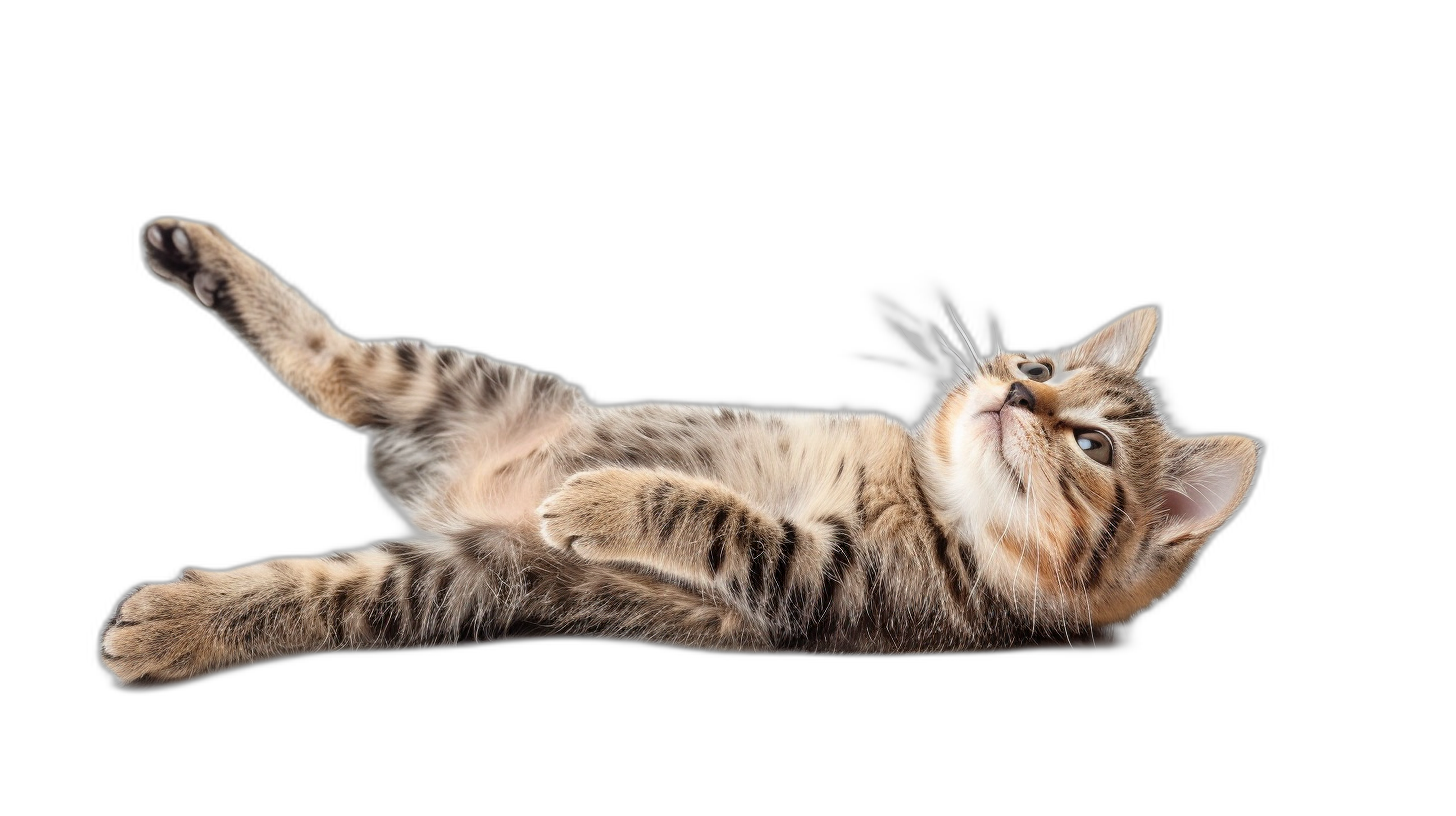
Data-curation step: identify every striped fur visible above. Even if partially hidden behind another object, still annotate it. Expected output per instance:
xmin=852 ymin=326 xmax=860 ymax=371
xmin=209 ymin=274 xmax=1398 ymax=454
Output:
xmin=102 ymin=218 xmax=1259 ymax=682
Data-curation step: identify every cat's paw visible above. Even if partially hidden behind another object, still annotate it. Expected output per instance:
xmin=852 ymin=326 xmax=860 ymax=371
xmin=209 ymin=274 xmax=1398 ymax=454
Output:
xmin=101 ymin=574 xmax=224 ymax=683
xmin=538 ymin=469 xmax=644 ymax=555
xmin=141 ymin=217 xmax=232 ymax=308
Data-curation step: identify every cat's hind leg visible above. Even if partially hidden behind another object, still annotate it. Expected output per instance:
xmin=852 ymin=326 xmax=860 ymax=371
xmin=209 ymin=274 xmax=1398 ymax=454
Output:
xmin=101 ymin=529 xmax=762 ymax=682
xmin=141 ymin=218 xmax=581 ymax=432
xmin=143 ymin=218 xmax=381 ymax=425
xmin=101 ymin=537 xmax=528 ymax=682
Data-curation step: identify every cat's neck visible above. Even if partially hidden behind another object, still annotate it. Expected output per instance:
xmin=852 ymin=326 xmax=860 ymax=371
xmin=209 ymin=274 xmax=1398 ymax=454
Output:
xmin=911 ymin=391 xmax=1081 ymax=631
xmin=911 ymin=386 xmax=978 ymax=542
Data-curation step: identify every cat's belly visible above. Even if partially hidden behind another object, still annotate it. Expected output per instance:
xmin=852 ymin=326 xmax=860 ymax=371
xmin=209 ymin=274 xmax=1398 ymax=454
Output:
xmin=406 ymin=406 xmax=914 ymax=541
xmin=412 ymin=415 xmax=575 ymax=534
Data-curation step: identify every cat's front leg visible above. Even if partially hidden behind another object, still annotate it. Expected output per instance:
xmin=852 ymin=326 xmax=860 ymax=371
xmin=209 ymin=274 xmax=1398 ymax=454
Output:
xmin=539 ymin=469 xmax=764 ymax=584
xmin=539 ymin=469 xmax=839 ymax=612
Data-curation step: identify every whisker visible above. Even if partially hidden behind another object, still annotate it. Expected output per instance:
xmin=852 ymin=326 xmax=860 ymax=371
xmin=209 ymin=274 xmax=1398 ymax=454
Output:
xmin=885 ymin=314 xmax=938 ymax=364
xmin=987 ymin=312 xmax=1006 ymax=356
xmin=930 ymin=324 xmax=976 ymax=379
xmin=856 ymin=353 xmax=918 ymax=370
xmin=940 ymin=296 xmax=986 ymax=370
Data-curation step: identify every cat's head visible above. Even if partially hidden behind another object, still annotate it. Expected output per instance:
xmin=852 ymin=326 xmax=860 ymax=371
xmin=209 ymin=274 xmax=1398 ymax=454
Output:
xmin=920 ymin=307 xmax=1258 ymax=628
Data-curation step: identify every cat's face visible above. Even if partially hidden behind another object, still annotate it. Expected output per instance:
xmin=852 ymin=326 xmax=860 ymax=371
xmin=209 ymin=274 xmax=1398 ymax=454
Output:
xmin=924 ymin=308 xmax=1258 ymax=627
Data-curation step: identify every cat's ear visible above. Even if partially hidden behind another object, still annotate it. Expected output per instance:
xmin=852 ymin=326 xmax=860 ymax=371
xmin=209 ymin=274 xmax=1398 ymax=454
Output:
xmin=1063 ymin=307 xmax=1159 ymax=372
xmin=1153 ymin=435 xmax=1260 ymax=548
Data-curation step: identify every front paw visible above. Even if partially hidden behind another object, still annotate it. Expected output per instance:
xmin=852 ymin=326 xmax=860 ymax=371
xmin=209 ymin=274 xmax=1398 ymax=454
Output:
xmin=538 ymin=469 xmax=643 ymax=554
xmin=101 ymin=575 xmax=223 ymax=683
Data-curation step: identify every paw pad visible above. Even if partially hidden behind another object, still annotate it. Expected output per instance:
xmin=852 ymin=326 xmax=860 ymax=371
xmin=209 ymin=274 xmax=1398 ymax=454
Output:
xmin=142 ymin=219 xmax=223 ymax=307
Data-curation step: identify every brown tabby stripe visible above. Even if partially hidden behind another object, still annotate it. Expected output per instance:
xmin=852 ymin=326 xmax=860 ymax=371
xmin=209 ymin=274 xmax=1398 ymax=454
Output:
xmin=822 ymin=517 xmax=853 ymax=558
xmin=1061 ymin=473 xmax=1095 ymax=569
xmin=437 ymin=354 xmax=472 ymax=403
xmin=811 ymin=518 xmax=856 ymax=621
xmin=913 ymin=479 xmax=972 ymax=611
xmin=307 ymin=571 xmax=333 ymax=646
xmin=209 ymin=281 xmax=262 ymax=348
xmin=773 ymin=521 xmax=799 ymax=595
xmin=407 ymin=412 xmax=450 ymax=445
xmin=935 ymin=527 xmax=973 ymax=613
xmin=428 ymin=565 xmax=457 ymax=622
xmin=402 ymin=558 xmax=430 ymax=630
xmin=772 ymin=522 xmax=854 ymax=645
xmin=647 ymin=483 xmax=681 ymax=538
xmin=1085 ymin=483 xmax=1126 ymax=586
xmin=779 ymin=573 xmax=812 ymax=626
xmin=706 ymin=507 xmax=730 ymax=575
xmin=531 ymin=375 xmax=558 ymax=401
xmin=386 ymin=346 xmax=416 ymax=393
xmin=456 ymin=533 xmax=489 ymax=565
xmin=365 ymin=567 xmax=402 ymax=643
xmin=1058 ymin=472 xmax=1077 ymax=513
xmin=435 ymin=347 xmax=460 ymax=373
xmin=680 ymin=497 xmax=713 ymax=541
xmin=746 ymin=527 xmax=768 ymax=599
xmin=477 ymin=363 xmax=509 ymax=411
xmin=323 ymin=574 xmax=359 ymax=646
xmin=419 ymin=381 xmax=457 ymax=419
xmin=396 ymin=342 xmax=420 ymax=373
xmin=1066 ymin=530 xmax=1090 ymax=578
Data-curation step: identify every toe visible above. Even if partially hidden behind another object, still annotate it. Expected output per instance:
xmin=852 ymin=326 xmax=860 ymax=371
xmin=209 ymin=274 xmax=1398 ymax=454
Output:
xmin=141 ymin=218 xmax=201 ymax=282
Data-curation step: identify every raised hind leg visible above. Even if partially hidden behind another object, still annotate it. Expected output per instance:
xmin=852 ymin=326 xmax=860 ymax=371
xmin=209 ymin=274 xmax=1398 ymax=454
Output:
xmin=141 ymin=217 xmax=581 ymax=432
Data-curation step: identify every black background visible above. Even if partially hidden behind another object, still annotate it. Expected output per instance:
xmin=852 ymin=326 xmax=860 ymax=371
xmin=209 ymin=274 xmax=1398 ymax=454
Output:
xmin=68 ymin=116 xmax=1298 ymax=757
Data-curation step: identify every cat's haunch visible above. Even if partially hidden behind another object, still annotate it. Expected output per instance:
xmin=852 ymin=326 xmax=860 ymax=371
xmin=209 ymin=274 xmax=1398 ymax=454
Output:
xmin=102 ymin=217 xmax=1258 ymax=683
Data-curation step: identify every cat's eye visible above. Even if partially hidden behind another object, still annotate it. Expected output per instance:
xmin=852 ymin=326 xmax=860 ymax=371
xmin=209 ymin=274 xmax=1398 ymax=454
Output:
xmin=1018 ymin=361 xmax=1052 ymax=382
xmin=1075 ymin=429 xmax=1113 ymax=465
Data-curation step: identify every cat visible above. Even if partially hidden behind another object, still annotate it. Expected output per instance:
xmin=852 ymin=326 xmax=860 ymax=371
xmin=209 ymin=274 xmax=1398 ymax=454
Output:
xmin=102 ymin=217 xmax=1259 ymax=683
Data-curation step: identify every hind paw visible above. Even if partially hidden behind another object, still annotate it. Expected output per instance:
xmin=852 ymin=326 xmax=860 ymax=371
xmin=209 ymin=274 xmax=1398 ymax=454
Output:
xmin=141 ymin=218 xmax=228 ymax=307
xmin=101 ymin=576 xmax=223 ymax=683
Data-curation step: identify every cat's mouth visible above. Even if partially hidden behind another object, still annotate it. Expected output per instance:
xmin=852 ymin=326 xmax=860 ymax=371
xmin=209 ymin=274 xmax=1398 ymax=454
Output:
xmin=978 ymin=407 xmax=1037 ymax=486
xmin=975 ymin=410 xmax=1010 ymax=464
xmin=974 ymin=409 xmax=1000 ymax=431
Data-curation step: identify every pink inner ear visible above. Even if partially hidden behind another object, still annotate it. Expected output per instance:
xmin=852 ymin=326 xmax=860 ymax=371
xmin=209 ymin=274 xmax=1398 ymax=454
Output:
xmin=1163 ymin=489 xmax=1206 ymax=524
xmin=1162 ymin=459 xmax=1246 ymax=531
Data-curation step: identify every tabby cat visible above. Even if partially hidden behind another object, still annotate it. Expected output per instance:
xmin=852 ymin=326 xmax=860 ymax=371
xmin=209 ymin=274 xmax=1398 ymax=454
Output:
xmin=102 ymin=218 xmax=1259 ymax=682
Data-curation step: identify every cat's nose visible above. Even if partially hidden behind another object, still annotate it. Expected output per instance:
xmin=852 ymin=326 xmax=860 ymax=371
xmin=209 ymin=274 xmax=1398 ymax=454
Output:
xmin=1004 ymin=382 xmax=1037 ymax=412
